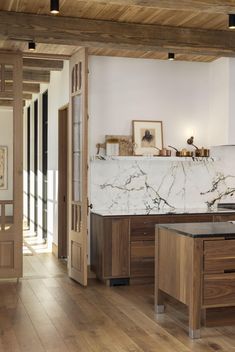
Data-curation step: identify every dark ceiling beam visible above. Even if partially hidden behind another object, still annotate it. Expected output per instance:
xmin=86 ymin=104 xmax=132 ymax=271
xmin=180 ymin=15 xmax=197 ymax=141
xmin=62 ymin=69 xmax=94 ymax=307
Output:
xmin=23 ymin=58 xmax=64 ymax=71
xmin=89 ymin=0 xmax=235 ymax=14
xmin=0 ymin=11 xmax=235 ymax=58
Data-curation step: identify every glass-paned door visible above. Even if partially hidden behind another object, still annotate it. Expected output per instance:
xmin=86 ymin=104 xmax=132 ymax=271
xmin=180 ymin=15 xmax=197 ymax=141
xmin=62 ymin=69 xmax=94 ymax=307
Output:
xmin=68 ymin=48 xmax=88 ymax=286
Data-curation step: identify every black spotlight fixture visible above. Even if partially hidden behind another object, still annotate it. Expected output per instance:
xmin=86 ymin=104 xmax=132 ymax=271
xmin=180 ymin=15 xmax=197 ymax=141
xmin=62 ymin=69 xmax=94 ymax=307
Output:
xmin=229 ymin=14 xmax=235 ymax=29
xmin=28 ymin=41 xmax=36 ymax=51
xmin=50 ymin=0 xmax=59 ymax=14
xmin=168 ymin=52 xmax=175 ymax=61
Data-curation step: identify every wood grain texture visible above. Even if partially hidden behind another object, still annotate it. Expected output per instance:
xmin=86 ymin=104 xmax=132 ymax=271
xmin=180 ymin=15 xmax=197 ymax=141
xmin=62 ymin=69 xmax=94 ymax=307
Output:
xmin=0 ymin=252 xmax=234 ymax=350
xmin=204 ymin=273 xmax=235 ymax=307
xmin=204 ymin=239 xmax=235 ymax=273
xmin=0 ymin=11 xmax=235 ymax=58
xmin=87 ymin=0 xmax=235 ymax=14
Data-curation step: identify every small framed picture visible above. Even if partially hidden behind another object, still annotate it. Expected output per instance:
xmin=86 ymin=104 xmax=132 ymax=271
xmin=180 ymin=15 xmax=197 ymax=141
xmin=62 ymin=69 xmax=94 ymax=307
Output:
xmin=132 ymin=120 xmax=163 ymax=155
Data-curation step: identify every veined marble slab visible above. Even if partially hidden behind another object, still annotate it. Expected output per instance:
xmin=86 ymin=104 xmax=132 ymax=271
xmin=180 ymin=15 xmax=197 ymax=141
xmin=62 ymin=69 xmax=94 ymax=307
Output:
xmin=90 ymin=146 xmax=235 ymax=212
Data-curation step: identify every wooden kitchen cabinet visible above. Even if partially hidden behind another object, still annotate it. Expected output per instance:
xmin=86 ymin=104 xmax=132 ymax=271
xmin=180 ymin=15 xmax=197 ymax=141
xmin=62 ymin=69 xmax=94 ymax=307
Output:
xmin=91 ymin=212 xmax=235 ymax=285
xmin=90 ymin=215 xmax=130 ymax=283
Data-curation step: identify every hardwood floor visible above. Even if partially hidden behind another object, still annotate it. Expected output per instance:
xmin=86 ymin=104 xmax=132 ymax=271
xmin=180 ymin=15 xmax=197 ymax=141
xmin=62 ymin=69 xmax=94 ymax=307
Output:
xmin=0 ymin=253 xmax=235 ymax=351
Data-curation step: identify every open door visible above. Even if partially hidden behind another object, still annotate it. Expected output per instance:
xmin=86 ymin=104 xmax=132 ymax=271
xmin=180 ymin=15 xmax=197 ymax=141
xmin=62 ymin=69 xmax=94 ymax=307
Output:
xmin=68 ymin=48 xmax=88 ymax=285
xmin=0 ymin=53 xmax=23 ymax=278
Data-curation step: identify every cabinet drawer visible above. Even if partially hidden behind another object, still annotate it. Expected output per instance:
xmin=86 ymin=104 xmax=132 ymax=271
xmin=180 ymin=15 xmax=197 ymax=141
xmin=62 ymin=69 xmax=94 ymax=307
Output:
xmin=204 ymin=240 xmax=235 ymax=272
xmin=130 ymin=258 xmax=154 ymax=278
xmin=204 ymin=273 xmax=235 ymax=306
xmin=131 ymin=217 xmax=156 ymax=240
xmin=131 ymin=241 xmax=155 ymax=258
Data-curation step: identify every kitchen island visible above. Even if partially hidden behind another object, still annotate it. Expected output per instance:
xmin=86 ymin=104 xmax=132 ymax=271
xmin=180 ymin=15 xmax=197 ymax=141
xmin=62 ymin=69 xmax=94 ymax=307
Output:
xmin=155 ymin=222 xmax=235 ymax=339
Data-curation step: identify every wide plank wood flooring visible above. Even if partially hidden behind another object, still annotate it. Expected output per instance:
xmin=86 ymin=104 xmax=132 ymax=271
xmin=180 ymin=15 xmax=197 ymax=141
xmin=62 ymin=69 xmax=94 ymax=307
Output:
xmin=0 ymin=253 xmax=235 ymax=351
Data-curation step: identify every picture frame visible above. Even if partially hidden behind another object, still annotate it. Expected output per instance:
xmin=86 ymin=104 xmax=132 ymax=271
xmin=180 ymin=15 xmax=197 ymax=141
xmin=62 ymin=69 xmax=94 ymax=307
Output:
xmin=0 ymin=146 xmax=7 ymax=189
xmin=132 ymin=120 xmax=163 ymax=155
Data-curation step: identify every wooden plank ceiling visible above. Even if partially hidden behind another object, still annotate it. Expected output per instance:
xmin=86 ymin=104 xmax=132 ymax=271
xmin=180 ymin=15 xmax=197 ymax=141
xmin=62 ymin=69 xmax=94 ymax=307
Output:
xmin=0 ymin=0 xmax=235 ymax=63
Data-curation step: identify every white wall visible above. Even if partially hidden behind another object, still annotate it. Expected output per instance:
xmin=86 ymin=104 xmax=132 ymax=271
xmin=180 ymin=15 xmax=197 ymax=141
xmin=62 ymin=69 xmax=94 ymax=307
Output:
xmin=209 ymin=58 xmax=229 ymax=146
xmin=47 ymin=62 xmax=69 ymax=245
xmin=89 ymin=56 xmax=211 ymax=155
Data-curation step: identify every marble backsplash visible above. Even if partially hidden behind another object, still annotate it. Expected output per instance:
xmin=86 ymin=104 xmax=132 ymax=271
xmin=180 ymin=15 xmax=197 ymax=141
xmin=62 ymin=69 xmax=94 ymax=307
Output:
xmin=90 ymin=146 xmax=235 ymax=212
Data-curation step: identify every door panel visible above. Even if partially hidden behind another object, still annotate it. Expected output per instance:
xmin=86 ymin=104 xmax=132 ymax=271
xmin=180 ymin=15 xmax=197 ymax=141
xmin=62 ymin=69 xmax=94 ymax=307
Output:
xmin=0 ymin=53 xmax=23 ymax=278
xmin=68 ymin=48 xmax=88 ymax=285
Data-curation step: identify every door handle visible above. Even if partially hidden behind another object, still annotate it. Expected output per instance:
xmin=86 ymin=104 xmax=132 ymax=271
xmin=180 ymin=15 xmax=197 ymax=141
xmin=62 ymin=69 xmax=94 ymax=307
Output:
xmin=88 ymin=203 xmax=93 ymax=210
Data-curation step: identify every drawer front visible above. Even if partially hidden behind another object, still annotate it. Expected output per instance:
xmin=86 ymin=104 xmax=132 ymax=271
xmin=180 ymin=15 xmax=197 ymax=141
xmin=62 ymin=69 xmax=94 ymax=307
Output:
xmin=131 ymin=241 xmax=155 ymax=258
xmin=204 ymin=240 xmax=235 ymax=272
xmin=131 ymin=217 xmax=158 ymax=240
xmin=130 ymin=258 xmax=154 ymax=278
xmin=204 ymin=273 xmax=235 ymax=307
xmin=130 ymin=241 xmax=154 ymax=278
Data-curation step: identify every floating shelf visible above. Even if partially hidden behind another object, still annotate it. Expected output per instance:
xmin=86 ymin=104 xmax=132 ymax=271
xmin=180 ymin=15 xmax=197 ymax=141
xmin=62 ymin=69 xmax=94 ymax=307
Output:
xmin=91 ymin=155 xmax=217 ymax=162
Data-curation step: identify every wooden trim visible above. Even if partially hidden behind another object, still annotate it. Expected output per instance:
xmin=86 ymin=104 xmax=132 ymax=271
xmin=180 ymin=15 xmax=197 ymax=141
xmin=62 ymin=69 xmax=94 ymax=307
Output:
xmin=1 ymin=11 xmax=235 ymax=57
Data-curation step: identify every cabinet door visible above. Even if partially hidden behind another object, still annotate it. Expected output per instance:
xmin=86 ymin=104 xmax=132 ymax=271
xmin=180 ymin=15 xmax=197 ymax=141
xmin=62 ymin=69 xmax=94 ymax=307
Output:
xmin=103 ymin=218 xmax=130 ymax=278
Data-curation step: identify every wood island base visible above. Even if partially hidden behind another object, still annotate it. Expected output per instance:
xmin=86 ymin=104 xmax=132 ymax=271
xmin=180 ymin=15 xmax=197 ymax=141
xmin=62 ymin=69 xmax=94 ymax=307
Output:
xmin=155 ymin=222 xmax=235 ymax=339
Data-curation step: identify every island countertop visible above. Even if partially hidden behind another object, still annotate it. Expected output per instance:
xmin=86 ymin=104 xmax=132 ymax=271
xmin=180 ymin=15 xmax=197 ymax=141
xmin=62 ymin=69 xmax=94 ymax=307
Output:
xmin=158 ymin=221 xmax=235 ymax=238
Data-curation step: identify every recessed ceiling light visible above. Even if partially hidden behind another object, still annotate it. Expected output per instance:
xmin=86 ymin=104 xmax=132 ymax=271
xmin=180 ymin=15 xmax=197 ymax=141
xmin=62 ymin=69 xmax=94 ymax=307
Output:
xmin=50 ymin=0 xmax=59 ymax=14
xmin=28 ymin=41 xmax=36 ymax=51
xmin=168 ymin=52 xmax=175 ymax=61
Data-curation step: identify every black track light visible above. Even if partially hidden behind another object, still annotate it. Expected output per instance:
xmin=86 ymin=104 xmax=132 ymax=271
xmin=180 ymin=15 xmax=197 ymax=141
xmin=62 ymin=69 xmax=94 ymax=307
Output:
xmin=28 ymin=41 xmax=36 ymax=51
xmin=50 ymin=0 xmax=59 ymax=14
xmin=229 ymin=14 xmax=235 ymax=29
xmin=168 ymin=52 xmax=175 ymax=61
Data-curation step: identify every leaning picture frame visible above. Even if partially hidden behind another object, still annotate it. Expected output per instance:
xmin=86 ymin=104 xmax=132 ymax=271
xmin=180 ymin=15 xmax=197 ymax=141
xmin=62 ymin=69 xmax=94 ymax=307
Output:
xmin=0 ymin=146 xmax=7 ymax=189
xmin=132 ymin=120 xmax=163 ymax=155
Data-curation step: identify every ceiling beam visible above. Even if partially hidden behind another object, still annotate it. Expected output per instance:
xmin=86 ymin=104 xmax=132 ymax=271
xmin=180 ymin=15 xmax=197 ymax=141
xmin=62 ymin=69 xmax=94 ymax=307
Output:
xmin=88 ymin=0 xmax=235 ymax=14
xmin=23 ymin=58 xmax=64 ymax=71
xmin=2 ymin=69 xmax=50 ymax=83
xmin=5 ymin=82 xmax=40 ymax=93
xmin=0 ymin=92 xmax=32 ymax=100
xmin=0 ymin=11 xmax=235 ymax=58
xmin=0 ymin=99 xmax=25 ymax=107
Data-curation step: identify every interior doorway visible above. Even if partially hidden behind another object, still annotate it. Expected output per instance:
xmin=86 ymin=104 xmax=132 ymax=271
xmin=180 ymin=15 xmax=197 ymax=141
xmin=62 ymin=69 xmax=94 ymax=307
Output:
xmin=58 ymin=105 xmax=69 ymax=258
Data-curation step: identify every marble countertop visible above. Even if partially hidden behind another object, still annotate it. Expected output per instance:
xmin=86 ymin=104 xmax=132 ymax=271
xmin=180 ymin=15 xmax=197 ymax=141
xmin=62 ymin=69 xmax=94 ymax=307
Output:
xmin=91 ymin=207 xmax=235 ymax=217
xmin=158 ymin=222 xmax=235 ymax=238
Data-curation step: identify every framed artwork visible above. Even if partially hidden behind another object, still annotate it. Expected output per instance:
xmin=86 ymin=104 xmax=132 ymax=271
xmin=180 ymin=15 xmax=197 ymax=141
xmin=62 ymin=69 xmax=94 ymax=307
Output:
xmin=0 ymin=146 xmax=7 ymax=189
xmin=132 ymin=120 xmax=163 ymax=155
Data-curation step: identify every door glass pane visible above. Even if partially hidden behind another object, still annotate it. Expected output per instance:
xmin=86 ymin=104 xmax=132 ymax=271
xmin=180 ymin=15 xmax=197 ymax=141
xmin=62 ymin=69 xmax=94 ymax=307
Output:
xmin=72 ymin=94 xmax=82 ymax=202
xmin=0 ymin=102 xmax=13 ymax=230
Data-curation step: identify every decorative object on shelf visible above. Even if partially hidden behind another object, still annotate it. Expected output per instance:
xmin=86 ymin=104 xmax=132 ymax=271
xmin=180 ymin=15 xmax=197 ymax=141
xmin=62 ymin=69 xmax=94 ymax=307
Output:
xmin=106 ymin=137 xmax=120 ymax=156
xmin=106 ymin=135 xmax=134 ymax=156
xmin=0 ymin=146 xmax=7 ymax=189
xmin=187 ymin=136 xmax=210 ymax=157
xmin=168 ymin=145 xmax=193 ymax=157
xmin=132 ymin=120 xmax=163 ymax=156
xmin=154 ymin=147 xmax=171 ymax=157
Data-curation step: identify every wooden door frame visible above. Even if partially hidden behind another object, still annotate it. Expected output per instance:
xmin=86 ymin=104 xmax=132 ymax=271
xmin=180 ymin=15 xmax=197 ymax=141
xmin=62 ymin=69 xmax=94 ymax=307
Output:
xmin=58 ymin=104 xmax=69 ymax=258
